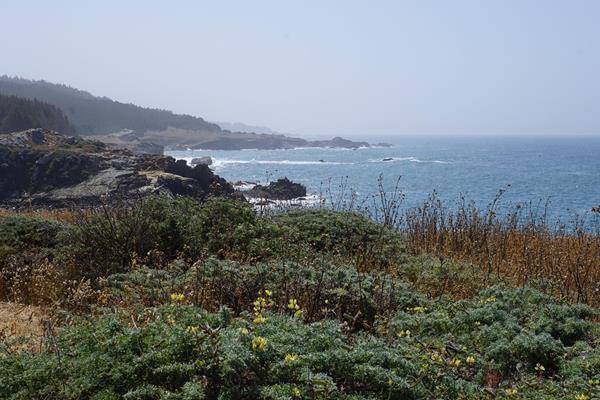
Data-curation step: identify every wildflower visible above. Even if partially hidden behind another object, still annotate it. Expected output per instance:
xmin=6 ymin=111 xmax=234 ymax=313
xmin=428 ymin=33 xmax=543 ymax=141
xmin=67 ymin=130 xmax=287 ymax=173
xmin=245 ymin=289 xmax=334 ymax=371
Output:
xmin=252 ymin=336 xmax=267 ymax=351
xmin=474 ymin=321 xmax=481 ymax=326
xmin=485 ymin=295 xmax=497 ymax=303
xmin=292 ymin=387 xmax=301 ymax=398
xmin=253 ymin=314 xmax=266 ymax=324
xmin=238 ymin=327 xmax=249 ymax=335
xmin=505 ymin=388 xmax=518 ymax=396
xmin=288 ymin=298 xmax=300 ymax=310
xmin=449 ymin=358 xmax=461 ymax=367
xmin=575 ymin=395 xmax=589 ymax=400
xmin=466 ymin=356 xmax=476 ymax=365
xmin=387 ymin=378 xmax=393 ymax=386
xmin=294 ymin=309 xmax=303 ymax=318
xmin=589 ymin=379 xmax=599 ymax=385
xmin=534 ymin=363 xmax=545 ymax=372
xmin=397 ymin=329 xmax=411 ymax=338
xmin=284 ymin=354 xmax=298 ymax=364
xmin=170 ymin=293 xmax=185 ymax=302
xmin=407 ymin=306 xmax=427 ymax=313
xmin=186 ymin=325 xmax=199 ymax=334
xmin=264 ymin=289 xmax=273 ymax=297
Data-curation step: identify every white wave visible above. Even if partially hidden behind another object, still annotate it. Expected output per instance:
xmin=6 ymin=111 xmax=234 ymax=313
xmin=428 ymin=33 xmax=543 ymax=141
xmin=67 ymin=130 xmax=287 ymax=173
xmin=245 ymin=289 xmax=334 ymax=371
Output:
xmin=368 ymin=157 xmax=450 ymax=164
xmin=211 ymin=158 xmax=353 ymax=168
xmin=247 ymin=194 xmax=324 ymax=208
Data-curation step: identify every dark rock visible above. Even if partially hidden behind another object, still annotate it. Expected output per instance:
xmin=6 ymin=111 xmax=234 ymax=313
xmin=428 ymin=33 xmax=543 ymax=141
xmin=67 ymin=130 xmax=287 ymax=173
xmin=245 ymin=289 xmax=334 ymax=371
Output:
xmin=246 ymin=177 xmax=307 ymax=200
xmin=190 ymin=156 xmax=212 ymax=166
xmin=0 ymin=128 xmax=234 ymax=207
xmin=382 ymin=157 xmax=394 ymax=162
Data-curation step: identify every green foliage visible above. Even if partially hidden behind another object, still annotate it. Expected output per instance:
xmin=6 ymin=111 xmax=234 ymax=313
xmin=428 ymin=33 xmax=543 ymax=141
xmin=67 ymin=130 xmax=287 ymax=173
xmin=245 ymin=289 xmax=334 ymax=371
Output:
xmin=0 ymin=94 xmax=75 ymax=134
xmin=273 ymin=209 xmax=406 ymax=268
xmin=0 ymin=215 xmax=66 ymax=250
xmin=184 ymin=198 xmax=289 ymax=261
xmin=63 ymin=196 xmax=199 ymax=278
xmin=386 ymin=287 xmax=598 ymax=375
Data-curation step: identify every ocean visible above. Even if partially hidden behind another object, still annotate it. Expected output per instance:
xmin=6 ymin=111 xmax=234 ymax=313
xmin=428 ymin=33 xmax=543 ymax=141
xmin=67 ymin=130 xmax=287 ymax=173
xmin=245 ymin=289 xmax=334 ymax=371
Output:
xmin=167 ymin=135 xmax=600 ymax=224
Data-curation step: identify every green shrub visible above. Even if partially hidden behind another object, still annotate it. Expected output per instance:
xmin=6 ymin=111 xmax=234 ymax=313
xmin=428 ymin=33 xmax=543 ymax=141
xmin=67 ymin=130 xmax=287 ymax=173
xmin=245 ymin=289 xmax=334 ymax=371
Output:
xmin=0 ymin=215 xmax=66 ymax=250
xmin=183 ymin=198 xmax=290 ymax=261
xmin=273 ymin=209 xmax=406 ymax=269
xmin=0 ymin=306 xmax=482 ymax=399
xmin=62 ymin=196 xmax=199 ymax=278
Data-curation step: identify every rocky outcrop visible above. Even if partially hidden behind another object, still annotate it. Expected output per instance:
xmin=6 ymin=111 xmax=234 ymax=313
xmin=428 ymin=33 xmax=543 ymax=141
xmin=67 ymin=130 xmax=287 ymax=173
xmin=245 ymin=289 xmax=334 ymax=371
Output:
xmin=245 ymin=178 xmax=307 ymax=200
xmin=190 ymin=156 xmax=212 ymax=166
xmin=0 ymin=129 xmax=234 ymax=207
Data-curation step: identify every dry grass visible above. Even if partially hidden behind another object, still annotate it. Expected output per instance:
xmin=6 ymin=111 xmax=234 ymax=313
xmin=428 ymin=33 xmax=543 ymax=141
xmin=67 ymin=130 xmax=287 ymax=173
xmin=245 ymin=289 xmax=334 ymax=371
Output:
xmin=0 ymin=302 xmax=46 ymax=352
xmin=402 ymin=193 xmax=600 ymax=307
xmin=0 ymin=208 xmax=77 ymax=224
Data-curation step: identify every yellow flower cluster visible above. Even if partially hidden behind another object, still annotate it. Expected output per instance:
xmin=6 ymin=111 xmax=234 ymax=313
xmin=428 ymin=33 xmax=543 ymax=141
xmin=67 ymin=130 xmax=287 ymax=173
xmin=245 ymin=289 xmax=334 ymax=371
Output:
xmin=252 ymin=336 xmax=267 ymax=352
xmin=575 ymin=395 xmax=589 ymax=400
xmin=449 ymin=358 xmax=461 ymax=367
xmin=465 ymin=356 xmax=476 ymax=365
xmin=505 ymin=388 xmax=518 ymax=396
xmin=291 ymin=387 xmax=301 ymax=398
xmin=397 ymin=329 xmax=411 ymax=338
xmin=288 ymin=298 xmax=303 ymax=318
xmin=535 ymin=363 xmax=545 ymax=372
xmin=186 ymin=325 xmax=199 ymax=334
xmin=284 ymin=354 xmax=298 ymax=364
xmin=170 ymin=293 xmax=185 ymax=302
xmin=253 ymin=290 xmax=274 ymax=324
xmin=407 ymin=306 xmax=427 ymax=314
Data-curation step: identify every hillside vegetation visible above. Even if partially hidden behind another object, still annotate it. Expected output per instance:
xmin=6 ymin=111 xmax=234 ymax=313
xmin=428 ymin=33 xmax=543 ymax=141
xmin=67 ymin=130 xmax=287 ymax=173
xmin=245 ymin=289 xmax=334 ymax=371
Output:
xmin=0 ymin=76 xmax=221 ymax=135
xmin=0 ymin=197 xmax=597 ymax=399
xmin=0 ymin=94 xmax=75 ymax=135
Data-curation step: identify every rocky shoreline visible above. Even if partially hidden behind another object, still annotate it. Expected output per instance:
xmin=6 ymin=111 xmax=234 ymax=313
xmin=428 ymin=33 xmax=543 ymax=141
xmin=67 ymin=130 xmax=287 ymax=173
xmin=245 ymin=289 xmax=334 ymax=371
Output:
xmin=0 ymin=129 xmax=236 ymax=208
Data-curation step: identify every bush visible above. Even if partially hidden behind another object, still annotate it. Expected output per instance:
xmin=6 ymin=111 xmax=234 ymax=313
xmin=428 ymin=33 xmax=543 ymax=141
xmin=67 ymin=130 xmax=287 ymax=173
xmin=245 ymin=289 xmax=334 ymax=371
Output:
xmin=273 ymin=209 xmax=406 ymax=270
xmin=184 ymin=198 xmax=290 ymax=261
xmin=0 ymin=215 xmax=66 ymax=251
xmin=62 ymin=196 xmax=199 ymax=278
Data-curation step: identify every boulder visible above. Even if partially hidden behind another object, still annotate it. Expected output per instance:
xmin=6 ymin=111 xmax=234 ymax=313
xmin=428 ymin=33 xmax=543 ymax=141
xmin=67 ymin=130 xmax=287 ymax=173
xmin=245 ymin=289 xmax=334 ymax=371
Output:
xmin=245 ymin=177 xmax=307 ymax=200
xmin=190 ymin=156 xmax=213 ymax=166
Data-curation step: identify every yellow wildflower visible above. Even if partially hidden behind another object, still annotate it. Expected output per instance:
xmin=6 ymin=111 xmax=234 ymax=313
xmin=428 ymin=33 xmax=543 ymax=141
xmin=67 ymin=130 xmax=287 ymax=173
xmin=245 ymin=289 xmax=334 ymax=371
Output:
xmin=239 ymin=327 xmax=249 ymax=335
xmin=292 ymin=387 xmax=301 ymax=398
xmin=505 ymin=388 xmax=517 ymax=396
xmin=387 ymin=378 xmax=393 ymax=386
xmin=264 ymin=289 xmax=273 ymax=297
xmin=253 ymin=314 xmax=266 ymax=324
xmin=485 ymin=295 xmax=497 ymax=303
xmin=288 ymin=298 xmax=300 ymax=310
xmin=186 ymin=325 xmax=199 ymax=334
xmin=294 ymin=309 xmax=303 ymax=318
xmin=534 ymin=363 xmax=545 ymax=372
xmin=574 ymin=395 xmax=589 ymax=400
xmin=449 ymin=358 xmax=461 ymax=367
xmin=284 ymin=354 xmax=298 ymax=364
xmin=397 ymin=329 xmax=411 ymax=338
xmin=252 ymin=336 xmax=267 ymax=352
xmin=407 ymin=306 xmax=427 ymax=313
xmin=466 ymin=356 xmax=476 ymax=365
xmin=170 ymin=293 xmax=185 ymax=302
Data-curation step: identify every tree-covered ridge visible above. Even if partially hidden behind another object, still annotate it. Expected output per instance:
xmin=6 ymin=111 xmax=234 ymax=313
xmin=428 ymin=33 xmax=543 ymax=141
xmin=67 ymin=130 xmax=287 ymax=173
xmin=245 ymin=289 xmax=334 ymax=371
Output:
xmin=0 ymin=76 xmax=221 ymax=135
xmin=0 ymin=94 xmax=76 ymax=135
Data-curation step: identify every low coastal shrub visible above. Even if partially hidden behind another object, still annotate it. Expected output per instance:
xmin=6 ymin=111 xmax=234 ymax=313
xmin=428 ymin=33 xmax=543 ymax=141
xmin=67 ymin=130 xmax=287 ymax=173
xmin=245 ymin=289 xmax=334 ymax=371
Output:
xmin=0 ymin=215 xmax=66 ymax=251
xmin=1 ymin=288 xmax=597 ymax=399
xmin=102 ymin=258 xmax=423 ymax=331
xmin=273 ymin=209 xmax=406 ymax=270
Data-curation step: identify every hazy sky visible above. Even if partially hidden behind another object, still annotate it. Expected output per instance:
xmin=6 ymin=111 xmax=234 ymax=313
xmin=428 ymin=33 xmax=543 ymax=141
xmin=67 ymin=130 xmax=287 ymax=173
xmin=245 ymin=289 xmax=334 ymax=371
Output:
xmin=2 ymin=1 xmax=599 ymax=137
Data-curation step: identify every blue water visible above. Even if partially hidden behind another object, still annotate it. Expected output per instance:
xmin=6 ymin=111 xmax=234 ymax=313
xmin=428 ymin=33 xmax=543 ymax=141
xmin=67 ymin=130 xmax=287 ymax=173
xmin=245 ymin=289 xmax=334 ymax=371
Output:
xmin=167 ymin=136 xmax=600 ymax=223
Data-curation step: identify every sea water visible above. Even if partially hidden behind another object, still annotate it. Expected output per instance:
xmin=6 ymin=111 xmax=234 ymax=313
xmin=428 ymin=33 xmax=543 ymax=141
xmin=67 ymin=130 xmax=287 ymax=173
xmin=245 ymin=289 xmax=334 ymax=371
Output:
xmin=167 ymin=135 xmax=600 ymax=223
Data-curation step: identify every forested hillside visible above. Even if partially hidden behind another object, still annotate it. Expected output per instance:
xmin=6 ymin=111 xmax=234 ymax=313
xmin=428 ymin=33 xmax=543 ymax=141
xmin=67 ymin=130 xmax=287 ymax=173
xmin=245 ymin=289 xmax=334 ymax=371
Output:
xmin=0 ymin=94 xmax=75 ymax=134
xmin=0 ymin=76 xmax=221 ymax=135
